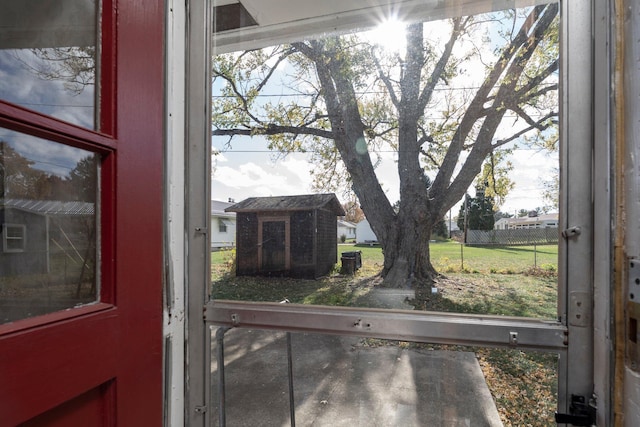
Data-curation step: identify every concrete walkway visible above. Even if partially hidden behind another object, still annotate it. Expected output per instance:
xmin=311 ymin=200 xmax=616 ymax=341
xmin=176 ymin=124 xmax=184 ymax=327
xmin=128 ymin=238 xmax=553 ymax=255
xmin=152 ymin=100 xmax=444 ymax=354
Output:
xmin=211 ymin=328 xmax=503 ymax=426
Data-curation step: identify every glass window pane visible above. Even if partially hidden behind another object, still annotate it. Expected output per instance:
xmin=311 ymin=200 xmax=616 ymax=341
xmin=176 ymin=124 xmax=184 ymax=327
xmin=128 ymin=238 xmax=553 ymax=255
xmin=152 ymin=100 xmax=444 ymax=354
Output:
xmin=210 ymin=2 xmax=560 ymax=319
xmin=211 ymin=329 xmax=559 ymax=426
xmin=0 ymin=128 xmax=98 ymax=324
xmin=0 ymin=0 xmax=98 ymax=129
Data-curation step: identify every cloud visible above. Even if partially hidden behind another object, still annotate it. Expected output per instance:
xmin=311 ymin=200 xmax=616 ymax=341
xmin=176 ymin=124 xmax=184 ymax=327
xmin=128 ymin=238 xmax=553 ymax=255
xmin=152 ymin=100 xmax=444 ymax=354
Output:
xmin=213 ymin=152 xmax=229 ymax=163
xmin=0 ymin=49 xmax=95 ymax=129
xmin=279 ymin=156 xmax=314 ymax=188
xmin=500 ymin=149 xmax=558 ymax=212
xmin=2 ymin=129 xmax=91 ymax=178
xmin=212 ymin=156 xmax=316 ymax=202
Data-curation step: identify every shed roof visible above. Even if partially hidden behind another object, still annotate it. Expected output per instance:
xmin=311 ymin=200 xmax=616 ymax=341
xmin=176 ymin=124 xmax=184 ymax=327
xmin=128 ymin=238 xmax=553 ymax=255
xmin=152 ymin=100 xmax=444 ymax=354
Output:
xmin=1 ymin=198 xmax=94 ymax=216
xmin=226 ymin=193 xmax=345 ymax=216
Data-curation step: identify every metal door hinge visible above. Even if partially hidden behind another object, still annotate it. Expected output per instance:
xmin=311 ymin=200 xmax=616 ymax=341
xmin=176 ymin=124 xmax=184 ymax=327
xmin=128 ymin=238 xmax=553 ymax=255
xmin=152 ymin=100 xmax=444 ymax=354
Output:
xmin=555 ymin=395 xmax=595 ymax=426
xmin=195 ymin=227 xmax=208 ymax=235
xmin=194 ymin=405 xmax=207 ymax=414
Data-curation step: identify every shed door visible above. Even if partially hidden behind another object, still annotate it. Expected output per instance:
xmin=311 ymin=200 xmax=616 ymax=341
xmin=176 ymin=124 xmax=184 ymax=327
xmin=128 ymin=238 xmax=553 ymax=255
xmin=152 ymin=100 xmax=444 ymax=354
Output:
xmin=0 ymin=0 xmax=164 ymax=425
xmin=259 ymin=218 xmax=290 ymax=272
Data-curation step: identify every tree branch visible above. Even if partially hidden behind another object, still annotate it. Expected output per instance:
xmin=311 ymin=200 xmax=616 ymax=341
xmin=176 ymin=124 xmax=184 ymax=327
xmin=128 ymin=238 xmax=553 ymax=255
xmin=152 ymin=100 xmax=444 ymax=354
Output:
xmin=417 ymin=17 xmax=464 ymax=112
xmin=212 ymin=124 xmax=333 ymax=140
xmin=254 ymin=47 xmax=296 ymax=93
xmin=213 ymin=70 xmax=264 ymax=126
xmin=373 ymin=54 xmax=400 ymax=109
xmin=491 ymin=111 xmax=557 ymax=149
xmin=433 ymin=3 xmax=559 ymax=213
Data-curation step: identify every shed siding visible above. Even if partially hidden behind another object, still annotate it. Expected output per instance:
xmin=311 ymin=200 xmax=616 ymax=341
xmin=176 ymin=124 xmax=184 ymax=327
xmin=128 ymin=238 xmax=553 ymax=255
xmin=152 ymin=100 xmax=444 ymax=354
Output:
xmin=315 ymin=209 xmax=337 ymax=277
xmin=291 ymin=210 xmax=314 ymax=269
xmin=235 ymin=212 xmax=259 ymax=275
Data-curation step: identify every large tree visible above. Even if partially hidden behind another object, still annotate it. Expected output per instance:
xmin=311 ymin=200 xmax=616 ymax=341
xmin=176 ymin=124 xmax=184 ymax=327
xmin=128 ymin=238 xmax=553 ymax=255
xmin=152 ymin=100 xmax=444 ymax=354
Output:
xmin=1 ymin=141 xmax=96 ymax=202
xmin=212 ymin=4 xmax=559 ymax=287
xmin=0 ymin=141 xmax=42 ymax=199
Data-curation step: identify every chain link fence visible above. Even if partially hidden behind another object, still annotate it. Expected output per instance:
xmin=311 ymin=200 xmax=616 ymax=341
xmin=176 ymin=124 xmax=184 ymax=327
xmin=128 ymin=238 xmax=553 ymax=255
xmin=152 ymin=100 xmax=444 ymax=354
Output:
xmin=465 ymin=228 xmax=559 ymax=245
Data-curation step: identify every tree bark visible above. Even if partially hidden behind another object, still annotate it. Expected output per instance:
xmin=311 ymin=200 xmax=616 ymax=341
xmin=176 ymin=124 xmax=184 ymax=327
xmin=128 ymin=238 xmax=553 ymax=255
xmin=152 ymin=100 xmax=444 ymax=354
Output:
xmin=381 ymin=209 xmax=439 ymax=288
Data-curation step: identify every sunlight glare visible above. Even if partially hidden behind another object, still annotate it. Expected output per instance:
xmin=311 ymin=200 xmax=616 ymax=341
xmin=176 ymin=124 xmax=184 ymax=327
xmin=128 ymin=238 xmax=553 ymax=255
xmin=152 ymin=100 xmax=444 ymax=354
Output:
xmin=367 ymin=17 xmax=407 ymax=53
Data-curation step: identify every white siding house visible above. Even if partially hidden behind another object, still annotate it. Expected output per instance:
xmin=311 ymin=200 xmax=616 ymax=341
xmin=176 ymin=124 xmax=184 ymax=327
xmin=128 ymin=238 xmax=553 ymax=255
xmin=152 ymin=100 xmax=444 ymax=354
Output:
xmin=494 ymin=213 xmax=558 ymax=230
xmin=355 ymin=219 xmax=378 ymax=244
xmin=337 ymin=220 xmax=357 ymax=241
xmin=211 ymin=200 xmax=236 ymax=250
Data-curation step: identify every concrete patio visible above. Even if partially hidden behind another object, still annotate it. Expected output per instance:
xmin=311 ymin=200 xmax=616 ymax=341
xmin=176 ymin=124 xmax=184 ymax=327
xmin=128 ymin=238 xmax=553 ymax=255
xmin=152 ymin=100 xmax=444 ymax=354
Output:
xmin=210 ymin=328 xmax=503 ymax=426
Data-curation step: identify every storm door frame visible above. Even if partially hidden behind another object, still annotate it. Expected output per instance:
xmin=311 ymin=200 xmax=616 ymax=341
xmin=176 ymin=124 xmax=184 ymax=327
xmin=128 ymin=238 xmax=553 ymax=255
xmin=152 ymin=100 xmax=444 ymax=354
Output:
xmin=183 ymin=1 xmax=596 ymax=425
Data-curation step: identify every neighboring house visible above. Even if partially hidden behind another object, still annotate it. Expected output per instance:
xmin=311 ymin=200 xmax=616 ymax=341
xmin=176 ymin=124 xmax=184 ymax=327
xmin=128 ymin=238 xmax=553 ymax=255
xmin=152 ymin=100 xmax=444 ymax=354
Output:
xmin=0 ymin=199 xmax=95 ymax=277
xmin=494 ymin=213 xmax=559 ymax=230
xmin=337 ymin=219 xmax=356 ymax=241
xmin=211 ymin=199 xmax=237 ymax=250
xmin=226 ymin=193 xmax=345 ymax=278
xmin=355 ymin=219 xmax=378 ymax=244
xmin=448 ymin=219 xmax=460 ymax=233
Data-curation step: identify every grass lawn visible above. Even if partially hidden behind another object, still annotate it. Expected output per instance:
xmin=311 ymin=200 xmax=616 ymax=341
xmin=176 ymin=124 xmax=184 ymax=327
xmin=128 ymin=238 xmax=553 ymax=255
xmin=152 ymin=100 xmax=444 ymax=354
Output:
xmin=212 ymin=242 xmax=558 ymax=318
xmin=212 ymin=241 xmax=557 ymax=278
xmin=341 ymin=241 xmax=557 ymax=274
xmin=211 ymin=242 xmax=558 ymax=316
xmin=210 ymin=241 xmax=560 ymax=426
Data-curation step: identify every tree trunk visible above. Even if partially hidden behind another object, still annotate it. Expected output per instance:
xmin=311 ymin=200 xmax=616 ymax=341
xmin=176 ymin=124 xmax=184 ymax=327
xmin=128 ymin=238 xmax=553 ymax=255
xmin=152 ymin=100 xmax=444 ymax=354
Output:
xmin=299 ymin=34 xmax=443 ymax=289
xmin=379 ymin=213 xmax=440 ymax=289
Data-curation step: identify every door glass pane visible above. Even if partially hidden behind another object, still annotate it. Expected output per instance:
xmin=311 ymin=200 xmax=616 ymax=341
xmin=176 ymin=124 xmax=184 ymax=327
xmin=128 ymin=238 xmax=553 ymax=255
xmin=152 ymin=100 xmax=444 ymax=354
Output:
xmin=0 ymin=127 xmax=98 ymax=324
xmin=211 ymin=328 xmax=559 ymax=426
xmin=210 ymin=2 xmax=560 ymax=319
xmin=0 ymin=0 xmax=98 ymax=129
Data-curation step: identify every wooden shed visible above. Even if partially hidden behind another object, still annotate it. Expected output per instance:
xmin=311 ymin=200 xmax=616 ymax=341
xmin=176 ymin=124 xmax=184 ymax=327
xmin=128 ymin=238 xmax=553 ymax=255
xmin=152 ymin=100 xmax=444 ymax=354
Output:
xmin=225 ymin=193 xmax=345 ymax=278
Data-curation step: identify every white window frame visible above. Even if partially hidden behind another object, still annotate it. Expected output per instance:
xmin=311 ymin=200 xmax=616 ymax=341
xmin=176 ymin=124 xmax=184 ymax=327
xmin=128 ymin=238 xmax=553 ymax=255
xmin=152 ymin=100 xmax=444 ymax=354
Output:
xmin=2 ymin=223 xmax=27 ymax=253
xmin=217 ymin=218 xmax=227 ymax=233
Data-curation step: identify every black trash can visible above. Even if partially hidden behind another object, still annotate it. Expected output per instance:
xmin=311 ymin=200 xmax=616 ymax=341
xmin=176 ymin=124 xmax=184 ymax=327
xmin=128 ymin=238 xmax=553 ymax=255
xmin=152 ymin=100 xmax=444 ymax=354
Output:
xmin=340 ymin=250 xmax=362 ymax=274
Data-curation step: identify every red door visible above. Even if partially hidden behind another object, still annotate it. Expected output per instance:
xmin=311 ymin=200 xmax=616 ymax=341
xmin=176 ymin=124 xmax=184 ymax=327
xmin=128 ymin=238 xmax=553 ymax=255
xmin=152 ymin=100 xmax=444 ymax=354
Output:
xmin=0 ymin=0 xmax=164 ymax=425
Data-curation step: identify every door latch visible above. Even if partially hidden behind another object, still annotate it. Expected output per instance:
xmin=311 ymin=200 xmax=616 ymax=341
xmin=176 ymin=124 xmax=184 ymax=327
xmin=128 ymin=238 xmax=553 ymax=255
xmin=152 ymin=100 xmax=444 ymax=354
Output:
xmin=562 ymin=226 xmax=582 ymax=239
xmin=554 ymin=395 xmax=595 ymax=426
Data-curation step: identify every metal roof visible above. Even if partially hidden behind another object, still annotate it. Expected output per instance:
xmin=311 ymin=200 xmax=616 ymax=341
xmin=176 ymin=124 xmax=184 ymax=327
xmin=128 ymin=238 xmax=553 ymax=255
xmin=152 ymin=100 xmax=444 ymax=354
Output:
xmin=1 ymin=199 xmax=95 ymax=216
xmin=225 ymin=193 xmax=345 ymax=216
xmin=495 ymin=213 xmax=558 ymax=225
xmin=211 ymin=200 xmax=237 ymax=217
